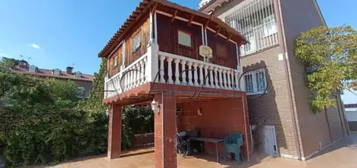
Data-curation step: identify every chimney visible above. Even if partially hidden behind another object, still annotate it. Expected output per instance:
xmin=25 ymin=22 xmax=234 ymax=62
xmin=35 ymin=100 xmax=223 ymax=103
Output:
xmin=18 ymin=60 xmax=29 ymax=70
xmin=66 ymin=66 xmax=73 ymax=74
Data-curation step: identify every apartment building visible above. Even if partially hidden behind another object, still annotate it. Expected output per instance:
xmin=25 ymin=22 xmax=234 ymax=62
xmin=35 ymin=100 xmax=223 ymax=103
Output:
xmin=199 ymin=0 xmax=349 ymax=160
xmin=9 ymin=59 xmax=93 ymax=97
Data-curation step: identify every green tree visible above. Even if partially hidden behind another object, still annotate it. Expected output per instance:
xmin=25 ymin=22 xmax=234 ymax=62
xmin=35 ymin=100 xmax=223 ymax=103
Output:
xmin=0 ymin=72 xmax=87 ymax=167
xmin=0 ymin=57 xmax=17 ymax=71
xmin=78 ymin=58 xmax=108 ymax=154
xmin=296 ymin=26 xmax=357 ymax=112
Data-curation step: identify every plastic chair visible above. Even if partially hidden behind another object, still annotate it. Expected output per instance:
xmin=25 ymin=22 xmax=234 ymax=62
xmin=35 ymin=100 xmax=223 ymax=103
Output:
xmin=224 ymin=133 xmax=243 ymax=163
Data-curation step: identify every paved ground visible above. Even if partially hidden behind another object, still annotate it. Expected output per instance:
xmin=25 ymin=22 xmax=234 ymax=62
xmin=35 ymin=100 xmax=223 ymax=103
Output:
xmin=49 ymin=134 xmax=357 ymax=168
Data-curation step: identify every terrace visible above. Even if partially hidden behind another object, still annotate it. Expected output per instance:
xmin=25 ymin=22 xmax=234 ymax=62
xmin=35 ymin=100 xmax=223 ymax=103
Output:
xmin=99 ymin=0 xmax=252 ymax=168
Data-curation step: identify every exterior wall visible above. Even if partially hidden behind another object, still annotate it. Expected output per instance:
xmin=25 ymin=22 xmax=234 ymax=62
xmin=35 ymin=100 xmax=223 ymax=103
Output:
xmin=177 ymin=98 xmax=252 ymax=158
xmin=212 ymin=0 xmax=300 ymax=157
xmin=156 ymin=13 xmax=238 ymax=69
xmin=346 ymin=109 xmax=357 ymax=122
xmin=73 ymin=80 xmax=93 ymax=97
xmin=241 ymin=46 xmax=299 ymax=157
xmin=107 ymin=15 xmax=150 ymax=77
xmin=279 ymin=0 xmax=346 ymax=158
xmin=345 ymin=109 xmax=357 ymax=131
xmin=207 ymin=0 xmax=347 ymax=159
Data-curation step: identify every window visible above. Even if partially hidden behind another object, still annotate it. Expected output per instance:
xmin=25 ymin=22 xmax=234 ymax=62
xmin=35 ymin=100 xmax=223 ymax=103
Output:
xmin=178 ymin=30 xmax=192 ymax=47
xmin=240 ymin=31 xmax=256 ymax=55
xmin=132 ymin=32 xmax=141 ymax=52
xmin=263 ymin=15 xmax=277 ymax=37
xmin=244 ymin=74 xmax=254 ymax=93
xmin=256 ymin=71 xmax=266 ymax=92
xmin=244 ymin=69 xmax=267 ymax=95
xmin=225 ymin=0 xmax=278 ymax=56
xmin=113 ymin=56 xmax=118 ymax=67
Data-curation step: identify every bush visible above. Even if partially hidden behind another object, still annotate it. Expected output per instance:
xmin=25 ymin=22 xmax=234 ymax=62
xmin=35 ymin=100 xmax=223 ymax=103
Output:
xmin=0 ymin=58 xmax=154 ymax=167
xmin=122 ymin=105 xmax=154 ymax=149
xmin=0 ymin=72 xmax=106 ymax=167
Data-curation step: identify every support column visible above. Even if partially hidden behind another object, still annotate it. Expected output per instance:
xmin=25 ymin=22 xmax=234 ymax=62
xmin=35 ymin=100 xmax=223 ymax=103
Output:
xmin=154 ymin=92 xmax=177 ymax=168
xmin=107 ymin=104 xmax=122 ymax=159
xmin=241 ymin=95 xmax=252 ymax=161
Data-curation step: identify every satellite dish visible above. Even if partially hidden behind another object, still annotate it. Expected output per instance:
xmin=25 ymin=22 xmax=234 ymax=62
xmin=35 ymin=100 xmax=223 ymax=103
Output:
xmin=199 ymin=45 xmax=213 ymax=62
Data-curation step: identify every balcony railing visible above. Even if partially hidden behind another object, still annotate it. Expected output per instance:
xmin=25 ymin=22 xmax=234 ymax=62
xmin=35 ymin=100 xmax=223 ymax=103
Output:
xmin=225 ymin=0 xmax=279 ymax=56
xmin=104 ymin=44 xmax=242 ymax=99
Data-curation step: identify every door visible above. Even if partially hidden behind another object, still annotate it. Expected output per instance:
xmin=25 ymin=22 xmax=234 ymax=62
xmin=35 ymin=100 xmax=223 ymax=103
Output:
xmin=262 ymin=125 xmax=279 ymax=157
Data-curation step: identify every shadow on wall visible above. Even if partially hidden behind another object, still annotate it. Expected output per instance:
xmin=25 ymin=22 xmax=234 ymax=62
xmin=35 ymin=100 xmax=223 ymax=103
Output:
xmin=243 ymin=60 xmax=288 ymax=155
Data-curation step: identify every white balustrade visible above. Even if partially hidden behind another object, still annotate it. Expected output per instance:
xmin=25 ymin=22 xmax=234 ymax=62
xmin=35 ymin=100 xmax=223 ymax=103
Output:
xmin=181 ymin=60 xmax=187 ymax=85
xmin=157 ymin=51 xmax=242 ymax=91
xmin=104 ymin=54 xmax=148 ymax=99
xmin=104 ymin=49 xmax=242 ymax=99
xmin=167 ymin=57 xmax=173 ymax=84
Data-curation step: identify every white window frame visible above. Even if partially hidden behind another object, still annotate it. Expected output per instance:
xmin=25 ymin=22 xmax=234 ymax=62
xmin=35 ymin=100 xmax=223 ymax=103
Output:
xmin=244 ymin=69 xmax=267 ymax=95
xmin=263 ymin=15 xmax=277 ymax=37
xmin=132 ymin=32 xmax=141 ymax=52
xmin=178 ymin=30 xmax=192 ymax=47
xmin=240 ymin=31 xmax=256 ymax=56
xmin=244 ymin=73 xmax=254 ymax=93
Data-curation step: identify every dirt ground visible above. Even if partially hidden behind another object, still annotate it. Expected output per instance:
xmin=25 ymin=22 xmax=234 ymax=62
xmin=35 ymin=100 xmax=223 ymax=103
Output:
xmin=48 ymin=134 xmax=357 ymax=168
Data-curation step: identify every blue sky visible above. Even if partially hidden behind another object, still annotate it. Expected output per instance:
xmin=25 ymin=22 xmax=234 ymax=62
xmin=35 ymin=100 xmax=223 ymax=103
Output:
xmin=0 ymin=0 xmax=355 ymax=104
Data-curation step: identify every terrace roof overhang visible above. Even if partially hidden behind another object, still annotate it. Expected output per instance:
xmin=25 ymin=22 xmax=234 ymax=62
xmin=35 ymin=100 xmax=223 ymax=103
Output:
xmin=98 ymin=0 xmax=247 ymax=58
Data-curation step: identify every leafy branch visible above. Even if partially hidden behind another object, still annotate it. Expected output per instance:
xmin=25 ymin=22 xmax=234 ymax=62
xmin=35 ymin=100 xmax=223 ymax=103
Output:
xmin=296 ymin=26 xmax=357 ymax=112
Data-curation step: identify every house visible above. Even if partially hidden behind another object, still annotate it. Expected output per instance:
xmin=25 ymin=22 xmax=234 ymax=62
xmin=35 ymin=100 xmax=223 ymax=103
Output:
xmin=199 ymin=0 xmax=349 ymax=160
xmin=9 ymin=59 xmax=93 ymax=97
xmin=345 ymin=104 xmax=357 ymax=132
xmin=99 ymin=0 xmax=252 ymax=167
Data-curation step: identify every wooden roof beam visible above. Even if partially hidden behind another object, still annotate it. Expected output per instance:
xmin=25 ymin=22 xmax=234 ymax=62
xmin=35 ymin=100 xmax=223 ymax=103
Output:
xmin=171 ymin=10 xmax=178 ymax=22
xmin=188 ymin=15 xmax=195 ymax=26
xmin=215 ymin=25 xmax=221 ymax=36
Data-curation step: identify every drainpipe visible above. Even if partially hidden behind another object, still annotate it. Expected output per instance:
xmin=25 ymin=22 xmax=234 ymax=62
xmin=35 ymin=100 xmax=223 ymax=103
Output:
xmin=275 ymin=0 xmax=303 ymax=159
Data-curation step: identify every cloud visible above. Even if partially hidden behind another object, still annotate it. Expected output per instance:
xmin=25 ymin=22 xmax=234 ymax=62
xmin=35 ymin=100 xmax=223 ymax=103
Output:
xmin=29 ymin=43 xmax=41 ymax=49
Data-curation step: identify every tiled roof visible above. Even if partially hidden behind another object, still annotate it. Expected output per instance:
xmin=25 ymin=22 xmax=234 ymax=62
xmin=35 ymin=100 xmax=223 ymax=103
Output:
xmin=345 ymin=104 xmax=357 ymax=109
xmin=98 ymin=0 xmax=247 ymax=58
xmin=12 ymin=66 xmax=93 ymax=82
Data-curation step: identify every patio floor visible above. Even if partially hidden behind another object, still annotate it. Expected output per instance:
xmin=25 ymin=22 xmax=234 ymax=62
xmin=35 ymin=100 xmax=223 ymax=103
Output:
xmin=51 ymin=134 xmax=357 ymax=168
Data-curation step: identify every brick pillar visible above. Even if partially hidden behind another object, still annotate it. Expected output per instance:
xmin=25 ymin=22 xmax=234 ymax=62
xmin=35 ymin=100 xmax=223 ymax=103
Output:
xmin=107 ymin=104 xmax=122 ymax=159
xmin=154 ymin=93 xmax=177 ymax=168
xmin=241 ymin=95 xmax=252 ymax=161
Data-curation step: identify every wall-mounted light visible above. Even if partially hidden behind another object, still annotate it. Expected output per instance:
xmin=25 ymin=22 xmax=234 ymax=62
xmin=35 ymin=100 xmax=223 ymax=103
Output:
xmin=151 ymin=100 xmax=159 ymax=113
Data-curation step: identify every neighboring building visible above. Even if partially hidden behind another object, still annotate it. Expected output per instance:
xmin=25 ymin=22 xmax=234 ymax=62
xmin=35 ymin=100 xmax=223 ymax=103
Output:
xmin=345 ymin=104 xmax=357 ymax=132
xmin=9 ymin=60 xmax=93 ymax=97
xmin=199 ymin=0 xmax=349 ymax=160
xmin=100 ymin=0 xmax=252 ymax=167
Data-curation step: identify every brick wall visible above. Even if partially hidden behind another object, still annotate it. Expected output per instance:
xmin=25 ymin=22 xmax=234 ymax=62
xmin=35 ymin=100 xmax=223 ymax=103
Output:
xmin=177 ymin=98 xmax=251 ymax=158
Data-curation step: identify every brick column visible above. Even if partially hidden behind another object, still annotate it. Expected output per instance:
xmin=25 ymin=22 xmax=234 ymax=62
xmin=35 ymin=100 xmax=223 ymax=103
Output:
xmin=241 ymin=95 xmax=252 ymax=161
xmin=154 ymin=93 xmax=177 ymax=168
xmin=107 ymin=104 xmax=122 ymax=159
